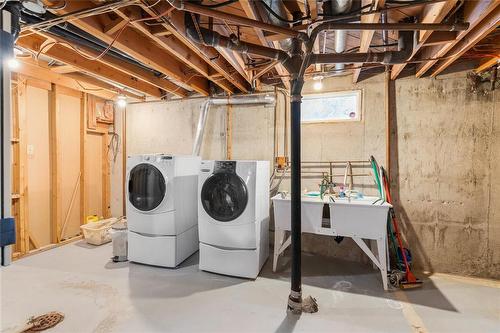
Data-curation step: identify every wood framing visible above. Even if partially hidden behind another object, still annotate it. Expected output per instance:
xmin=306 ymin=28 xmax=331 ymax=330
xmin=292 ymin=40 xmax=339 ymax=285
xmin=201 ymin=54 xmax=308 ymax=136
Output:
xmin=16 ymin=58 xmax=118 ymax=100
xmin=429 ymin=6 xmax=500 ymax=77
xmin=238 ymin=0 xmax=290 ymax=89
xmin=474 ymin=57 xmax=499 ymax=73
xmin=416 ymin=1 xmax=499 ymax=78
xmin=390 ymin=0 xmax=458 ymax=80
xmin=49 ymin=83 xmax=61 ymax=243
xmin=139 ymin=2 xmax=251 ymax=93
xmin=45 ymin=0 xmax=210 ymax=96
xmin=352 ymin=0 xmax=386 ymax=83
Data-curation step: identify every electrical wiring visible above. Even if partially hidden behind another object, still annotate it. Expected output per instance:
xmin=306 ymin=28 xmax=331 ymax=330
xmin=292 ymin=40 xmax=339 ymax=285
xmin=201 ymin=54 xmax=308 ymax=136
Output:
xmin=35 ymin=18 xmax=129 ymax=61
xmin=260 ymin=0 xmax=310 ymax=24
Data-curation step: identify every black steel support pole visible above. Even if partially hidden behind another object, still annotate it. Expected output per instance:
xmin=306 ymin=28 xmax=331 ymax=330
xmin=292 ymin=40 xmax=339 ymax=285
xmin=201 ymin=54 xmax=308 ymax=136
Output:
xmin=288 ymin=78 xmax=304 ymax=313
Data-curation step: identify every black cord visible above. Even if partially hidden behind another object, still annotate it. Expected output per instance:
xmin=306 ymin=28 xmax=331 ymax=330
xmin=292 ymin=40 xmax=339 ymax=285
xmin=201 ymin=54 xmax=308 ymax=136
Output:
xmin=199 ymin=0 xmax=239 ymax=9
xmin=260 ymin=1 xmax=310 ymax=24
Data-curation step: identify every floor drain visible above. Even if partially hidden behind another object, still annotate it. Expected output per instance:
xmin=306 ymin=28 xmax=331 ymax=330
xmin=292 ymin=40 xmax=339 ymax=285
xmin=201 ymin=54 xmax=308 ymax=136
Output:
xmin=21 ymin=312 xmax=64 ymax=332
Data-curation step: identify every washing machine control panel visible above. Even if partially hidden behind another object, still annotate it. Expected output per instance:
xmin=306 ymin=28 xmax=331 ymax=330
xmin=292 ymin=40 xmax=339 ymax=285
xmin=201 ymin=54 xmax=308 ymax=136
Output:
xmin=214 ymin=161 xmax=236 ymax=174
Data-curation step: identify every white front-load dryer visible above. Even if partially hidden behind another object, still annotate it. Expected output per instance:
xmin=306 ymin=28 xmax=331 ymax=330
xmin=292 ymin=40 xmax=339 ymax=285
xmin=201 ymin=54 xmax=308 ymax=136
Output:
xmin=198 ymin=160 xmax=270 ymax=278
xmin=127 ymin=154 xmax=201 ymax=267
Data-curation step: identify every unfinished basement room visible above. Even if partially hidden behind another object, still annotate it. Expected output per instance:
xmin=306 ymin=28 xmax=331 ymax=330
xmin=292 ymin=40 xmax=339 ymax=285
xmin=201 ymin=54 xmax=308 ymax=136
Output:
xmin=0 ymin=0 xmax=499 ymax=332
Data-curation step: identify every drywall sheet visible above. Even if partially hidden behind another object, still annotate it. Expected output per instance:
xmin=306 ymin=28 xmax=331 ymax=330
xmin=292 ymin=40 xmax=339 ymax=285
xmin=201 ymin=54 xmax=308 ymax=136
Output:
xmin=58 ymin=93 xmax=81 ymax=239
xmin=26 ymin=85 xmax=51 ymax=248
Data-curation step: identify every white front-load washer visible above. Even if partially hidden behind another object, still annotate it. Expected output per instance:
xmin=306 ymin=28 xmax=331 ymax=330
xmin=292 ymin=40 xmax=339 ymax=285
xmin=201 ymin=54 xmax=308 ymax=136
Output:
xmin=198 ymin=160 xmax=269 ymax=278
xmin=127 ymin=154 xmax=201 ymax=267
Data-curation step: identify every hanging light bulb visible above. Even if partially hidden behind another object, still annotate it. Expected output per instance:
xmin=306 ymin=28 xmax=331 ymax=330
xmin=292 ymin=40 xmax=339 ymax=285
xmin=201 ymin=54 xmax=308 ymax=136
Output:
xmin=313 ymin=75 xmax=323 ymax=91
xmin=6 ymin=57 xmax=20 ymax=70
xmin=116 ymin=95 xmax=127 ymax=108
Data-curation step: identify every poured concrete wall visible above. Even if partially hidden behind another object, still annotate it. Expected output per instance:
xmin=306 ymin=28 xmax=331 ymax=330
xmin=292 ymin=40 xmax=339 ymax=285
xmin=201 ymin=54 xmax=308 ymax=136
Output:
xmin=125 ymin=70 xmax=499 ymax=278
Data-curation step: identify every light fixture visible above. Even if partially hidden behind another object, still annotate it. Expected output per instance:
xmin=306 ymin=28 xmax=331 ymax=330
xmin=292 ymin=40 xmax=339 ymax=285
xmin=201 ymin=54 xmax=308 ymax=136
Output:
xmin=313 ymin=75 xmax=324 ymax=91
xmin=116 ymin=95 xmax=127 ymax=108
xmin=6 ymin=57 xmax=20 ymax=70
xmin=21 ymin=0 xmax=46 ymax=14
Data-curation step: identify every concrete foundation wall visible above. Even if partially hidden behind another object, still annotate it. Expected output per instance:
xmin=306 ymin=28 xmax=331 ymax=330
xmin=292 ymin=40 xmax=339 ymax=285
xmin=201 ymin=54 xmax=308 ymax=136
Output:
xmin=125 ymin=71 xmax=499 ymax=279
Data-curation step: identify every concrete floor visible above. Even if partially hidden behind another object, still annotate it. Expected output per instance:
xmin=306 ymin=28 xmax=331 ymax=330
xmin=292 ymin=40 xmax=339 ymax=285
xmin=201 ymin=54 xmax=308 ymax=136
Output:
xmin=1 ymin=241 xmax=499 ymax=333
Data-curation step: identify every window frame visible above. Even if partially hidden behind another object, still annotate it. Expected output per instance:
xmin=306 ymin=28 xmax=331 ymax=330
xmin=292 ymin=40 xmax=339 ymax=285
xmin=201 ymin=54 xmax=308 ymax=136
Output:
xmin=300 ymin=89 xmax=363 ymax=124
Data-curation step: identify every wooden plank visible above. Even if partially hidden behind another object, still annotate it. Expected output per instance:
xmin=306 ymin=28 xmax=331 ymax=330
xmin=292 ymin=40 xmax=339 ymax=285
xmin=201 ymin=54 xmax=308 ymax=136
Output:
xmin=47 ymin=1 xmax=210 ymax=96
xmin=80 ymin=94 xmax=87 ymax=225
xmin=50 ymin=64 xmax=78 ymax=74
xmin=15 ymin=58 xmax=118 ymax=100
xmin=474 ymin=57 xmax=499 ymax=73
xmin=65 ymin=73 xmax=144 ymax=101
xmin=423 ymin=31 xmax=458 ymax=46
xmin=307 ymin=0 xmax=318 ymax=20
xmin=38 ymin=31 xmax=188 ymax=98
xmin=139 ymin=2 xmax=251 ymax=92
xmin=17 ymin=76 xmax=29 ymax=253
xmin=226 ymin=104 xmax=233 ymax=160
xmin=430 ymin=7 xmax=500 ymax=77
xmin=352 ymin=0 xmax=386 ymax=83
xmin=391 ymin=0 xmax=458 ymax=80
xmin=49 ymin=84 xmax=61 ymax=243
xmin=416 ymin=0 xmax=499 ymax=77
xmin=17 ymin=36 xmax=165 ymax=98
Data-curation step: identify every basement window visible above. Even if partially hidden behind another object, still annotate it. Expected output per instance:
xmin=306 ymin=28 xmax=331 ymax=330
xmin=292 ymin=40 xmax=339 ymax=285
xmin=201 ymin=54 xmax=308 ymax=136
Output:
xmin=301 ymin=90 xmax=362 ymax=123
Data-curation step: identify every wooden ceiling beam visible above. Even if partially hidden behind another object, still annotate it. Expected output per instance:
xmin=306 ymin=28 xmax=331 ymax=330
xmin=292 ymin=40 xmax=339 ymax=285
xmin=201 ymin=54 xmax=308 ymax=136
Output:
xmin=423 ymin=31 xmax=458 ymax=46
xmin=45 ymin=1 xmax=210 ymax=96
xmin=15 ymin=58 xmax=118 ymax=100
xmin=352 ymin=0 xmax=386 ymax=83
xmin=50 ymin=64 xmax=78 ymax=74
xmin=35 ymin=31 xmax=189 ymax=97
xmin=390 ymin=0 xmax=458 ymax=80
xmin=64 ymin=72 xmax=145 ymax=101
xmin=139 ymin=1 xmax=251 ymax=93
xmin=416 ymin=0 xmax=499 ymax=78
xmin=474 ymin=57 xmax=499 ymax=73
xmin=17 ymin=35 xmax=165 ymax=98
xmin=429 ymin=7 xmax=500 ymax=77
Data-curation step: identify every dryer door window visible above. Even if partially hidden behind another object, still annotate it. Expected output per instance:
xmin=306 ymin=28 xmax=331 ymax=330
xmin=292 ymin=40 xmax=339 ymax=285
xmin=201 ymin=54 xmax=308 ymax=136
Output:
xmin=128 ymin=163 xmax=166 ymax=211
xmin=201 ymin=173 xmax=248 ymax=222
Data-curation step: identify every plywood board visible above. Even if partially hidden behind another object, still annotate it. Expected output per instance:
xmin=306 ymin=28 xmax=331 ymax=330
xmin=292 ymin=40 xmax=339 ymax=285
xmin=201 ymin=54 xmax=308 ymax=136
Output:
xmin=26 ymin=85 xmax=51 ymax=248
xmin=58 ymin=93 xmax=82 ymax=239
xmin=85 ymin=132 xmax=104 ymax=218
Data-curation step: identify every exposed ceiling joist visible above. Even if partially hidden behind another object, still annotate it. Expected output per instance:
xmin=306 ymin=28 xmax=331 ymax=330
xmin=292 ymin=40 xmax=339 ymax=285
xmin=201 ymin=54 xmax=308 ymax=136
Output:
xmin=65 ymin=72 xmax=145 ymax=101
xmin=416 ymin=1 xmax=499 ymax=78
xmin=390 ymin=0 xmax=458 ymax=80
xmin=16 ymin=58 xmax=118 ymax=100
xmin=43 ymin=0 xmax=210 ymax=96
xmin=142 ymin=1 xmax=251 ymax=93
xmin=429 ymin=7 xmax=500 ymax=77
xmin=352 ymin=0 xmax=386 ymax=84
xmin=17 ymin=35 xmax=165 ymax=98
xmin=474 ymin=57 xmax=499 ymax=73
xmin=39 ymin=31 xmax=190 ymax=97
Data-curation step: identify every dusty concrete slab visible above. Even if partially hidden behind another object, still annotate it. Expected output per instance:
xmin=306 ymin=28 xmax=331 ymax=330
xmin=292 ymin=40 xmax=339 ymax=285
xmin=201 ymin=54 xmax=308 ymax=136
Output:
xmin=1 ymin=242 xmax=499 ymax=333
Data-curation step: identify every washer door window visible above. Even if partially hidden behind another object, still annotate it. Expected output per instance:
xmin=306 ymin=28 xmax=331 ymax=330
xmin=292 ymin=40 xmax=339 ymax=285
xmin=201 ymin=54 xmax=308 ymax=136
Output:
xmin=128 ymin=163 xmax=166 ymax=211
xmin=201 ymin=173 xmax=248 ymax=222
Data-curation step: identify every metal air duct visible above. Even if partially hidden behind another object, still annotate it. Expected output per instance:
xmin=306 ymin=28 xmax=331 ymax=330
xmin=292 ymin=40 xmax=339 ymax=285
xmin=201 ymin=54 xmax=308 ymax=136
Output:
xmin=192 ymin=94 xmax=276 ymax=156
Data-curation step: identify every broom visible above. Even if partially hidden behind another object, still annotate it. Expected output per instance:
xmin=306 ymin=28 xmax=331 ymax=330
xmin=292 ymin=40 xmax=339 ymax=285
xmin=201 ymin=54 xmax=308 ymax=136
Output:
xmin=381 ymin=167 xmax=422 ymax=289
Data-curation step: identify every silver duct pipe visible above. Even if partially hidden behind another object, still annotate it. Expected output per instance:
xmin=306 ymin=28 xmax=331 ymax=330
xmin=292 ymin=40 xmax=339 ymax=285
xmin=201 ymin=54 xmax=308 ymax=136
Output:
xmin=192 ymin=94 xmax=276 ymax=156
xmin=256 ymin=0 xmax=293 ymax=52
xmin=332 ymin=0 xmax=352 ymax=71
